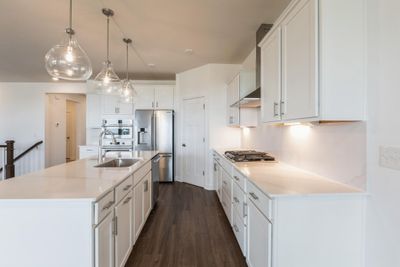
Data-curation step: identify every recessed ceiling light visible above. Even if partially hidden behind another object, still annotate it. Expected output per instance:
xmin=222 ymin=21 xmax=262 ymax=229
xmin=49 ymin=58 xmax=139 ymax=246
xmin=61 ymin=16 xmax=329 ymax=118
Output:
xmin=184 ymin=49 xmax=194 ymax=55
xmin=148 ymin=63 xmax=156 ymax=68
xmin=52 ymin=77 xmax=59 ymax=81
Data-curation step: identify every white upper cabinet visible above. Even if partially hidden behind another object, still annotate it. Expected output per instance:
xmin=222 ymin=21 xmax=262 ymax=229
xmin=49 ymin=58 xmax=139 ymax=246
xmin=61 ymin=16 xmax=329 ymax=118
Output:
xmin=134 ymin=86 xmax=156 ymax=110
xmin=87 ymin=94 xmax=102 ymax=128
xmin=102 ymin=95 xmax=134 ymax=115
xmin=154 ymin=86 xmax=174 ymax=109
xmin=261 ymin=27 xmax=282 ymax=123
xmin=259 ymin=0 xmax=366 ymax=123
xmin=134 ymin=85 xmax=175 ymax=110
xmin=226 ymin=75 xmax=240 ymax=126
xmin=281 ymin=0 xmax=318 ymax=120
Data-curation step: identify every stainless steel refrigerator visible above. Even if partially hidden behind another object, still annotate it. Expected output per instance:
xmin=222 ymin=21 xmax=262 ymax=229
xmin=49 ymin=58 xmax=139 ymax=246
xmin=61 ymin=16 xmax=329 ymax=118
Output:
xmin=134 ymin=110 xmax=174 ymax=182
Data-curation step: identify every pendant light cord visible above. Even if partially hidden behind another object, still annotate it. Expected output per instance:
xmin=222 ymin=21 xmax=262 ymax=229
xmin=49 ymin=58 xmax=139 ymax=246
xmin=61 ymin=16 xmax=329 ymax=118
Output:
xmin=126 ymin=42 xmax=129 ymax=80
xmin=69 ymin=0 xmax=73 ymax=30
xmin=106 ymin=16 xmax=110 ymax=62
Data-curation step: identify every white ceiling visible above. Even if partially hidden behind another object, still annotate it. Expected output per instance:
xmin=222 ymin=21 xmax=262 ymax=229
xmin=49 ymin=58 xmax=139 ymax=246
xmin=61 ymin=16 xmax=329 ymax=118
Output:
xmin=0 ymin=0 xmax=291 ymax=82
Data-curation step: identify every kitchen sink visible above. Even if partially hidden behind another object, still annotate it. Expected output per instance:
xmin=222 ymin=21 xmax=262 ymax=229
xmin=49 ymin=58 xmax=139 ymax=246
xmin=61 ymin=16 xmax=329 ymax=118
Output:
xmin=94 ymin=158 xmax=141 ymax=168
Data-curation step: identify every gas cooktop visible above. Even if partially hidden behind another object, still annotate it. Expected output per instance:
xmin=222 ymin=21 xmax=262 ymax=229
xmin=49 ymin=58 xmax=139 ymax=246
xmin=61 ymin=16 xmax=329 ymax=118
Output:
xmin=224 ymin=150 xmax=275 ymax=162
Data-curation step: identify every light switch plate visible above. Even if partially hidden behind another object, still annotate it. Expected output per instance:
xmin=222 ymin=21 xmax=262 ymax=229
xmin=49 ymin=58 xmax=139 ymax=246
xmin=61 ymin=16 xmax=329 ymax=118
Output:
xmin=379 ymin=146 xmax=400 ymax=171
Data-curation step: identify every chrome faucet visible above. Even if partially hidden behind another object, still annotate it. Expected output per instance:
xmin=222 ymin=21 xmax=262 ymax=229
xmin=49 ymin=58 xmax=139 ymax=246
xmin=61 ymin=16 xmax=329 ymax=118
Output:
xmin=98 ymin=128 xmax=118 ymax=162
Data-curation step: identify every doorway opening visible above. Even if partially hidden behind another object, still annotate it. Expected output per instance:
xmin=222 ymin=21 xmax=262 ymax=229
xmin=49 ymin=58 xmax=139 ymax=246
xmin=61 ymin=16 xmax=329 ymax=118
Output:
xmin=45 ymin=94 xmax=86 ymax=167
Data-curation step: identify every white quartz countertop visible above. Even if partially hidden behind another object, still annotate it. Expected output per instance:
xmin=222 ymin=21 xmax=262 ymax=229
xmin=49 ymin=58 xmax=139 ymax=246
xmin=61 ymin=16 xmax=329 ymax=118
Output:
xmin=0 ymin=151 xmax=158 ymax=201
xmin=214 ymin=150 xmax=363 ymax=197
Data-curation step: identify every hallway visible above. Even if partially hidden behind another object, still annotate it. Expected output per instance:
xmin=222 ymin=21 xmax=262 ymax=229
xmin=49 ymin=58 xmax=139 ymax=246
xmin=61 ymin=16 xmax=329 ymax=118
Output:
xmin=126 ymin=182 xmax=247 ymax=267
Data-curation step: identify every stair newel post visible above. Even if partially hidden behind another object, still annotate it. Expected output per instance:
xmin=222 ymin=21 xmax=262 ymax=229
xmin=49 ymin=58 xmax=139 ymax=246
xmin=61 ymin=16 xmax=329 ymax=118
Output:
xmin=5 ymin=140 xmax=15 ymax=179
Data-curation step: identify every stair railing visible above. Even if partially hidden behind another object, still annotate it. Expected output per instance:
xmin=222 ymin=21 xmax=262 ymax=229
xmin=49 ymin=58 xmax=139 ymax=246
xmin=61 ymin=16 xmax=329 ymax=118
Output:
xmin=0 ymin=140 xmax=43 ymax=179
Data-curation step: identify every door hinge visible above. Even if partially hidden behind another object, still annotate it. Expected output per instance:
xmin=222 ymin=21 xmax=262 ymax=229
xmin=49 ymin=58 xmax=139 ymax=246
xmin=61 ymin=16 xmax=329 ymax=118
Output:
xmin=203 ymin=137 xmax=205 ymax=143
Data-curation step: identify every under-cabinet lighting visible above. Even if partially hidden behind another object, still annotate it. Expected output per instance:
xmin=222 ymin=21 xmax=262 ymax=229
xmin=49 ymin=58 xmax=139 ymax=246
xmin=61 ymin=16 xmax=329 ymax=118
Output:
xmin=289 ymin=124 xmax=311 ymax=139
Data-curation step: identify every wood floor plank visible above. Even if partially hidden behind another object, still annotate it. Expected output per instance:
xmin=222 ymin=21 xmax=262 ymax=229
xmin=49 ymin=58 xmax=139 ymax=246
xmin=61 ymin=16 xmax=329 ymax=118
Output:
xmin=126 ymin=182 xmax=247 ymax=267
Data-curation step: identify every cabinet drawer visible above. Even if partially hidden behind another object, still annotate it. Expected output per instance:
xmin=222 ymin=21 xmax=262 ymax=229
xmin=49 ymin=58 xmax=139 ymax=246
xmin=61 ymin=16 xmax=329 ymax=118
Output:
xmin=115 ymin=175 xmax=133 ymax=204
xmin=221 ymin=169 xmax=232 ymax=199
xmin=94 ymin=190 xmax=115 ymax=225
xmin=247 ymin=181 xmax=272 ymax=221
xmin=133 ymin=161 xmax=151 ymax=186
xmin=232 ymin=168 xmax=246 ymax=192
xmin=221 ymin=191 xmax=232 ymax=225
xmin=232 ymin=181 xmax=247 ymax=222
xmin=232 ymin=208 xmax=246 ymax=256
xmin=219 ymin=157 xmax=233 ymax=175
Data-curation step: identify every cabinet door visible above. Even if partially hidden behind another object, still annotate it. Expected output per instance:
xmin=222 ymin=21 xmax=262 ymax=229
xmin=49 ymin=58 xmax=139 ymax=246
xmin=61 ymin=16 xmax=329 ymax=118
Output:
xmin=117 ymin=101 xmax=134 ymax=115
xmin=247 ymin=200 xmax=272 ymax=267
xmin=154 ymin=86 xmax=174 ymax=109
xmin=133 ymin=182 xmax=144 ymax=241
xmin=143 ymin=172 xmax=152 ymax=219
xmin=228 ymin=75 xmax=240 ymax=126
xmin=261 ymin=27 xmax=282 ymax=123
xmin=102 ymin=95 xmax=120 ymax=115
xmin=281 ymin=0 xmax=318 ymax=120
xmin=87 ymin=94 xmax=102 ymax=128
xmin=115 ymin=193 xmax=133 ymax=267
xmin=94 ymin=212 xmax=114 ymax=267
xmin=134 ymin=86 xmax=155 ymax=109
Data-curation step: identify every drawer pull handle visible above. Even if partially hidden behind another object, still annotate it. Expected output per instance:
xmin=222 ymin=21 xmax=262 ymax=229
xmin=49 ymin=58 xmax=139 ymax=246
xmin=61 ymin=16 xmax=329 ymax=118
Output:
xmin=233 ymin=176 xmax=240 ymax=181
xmin=223 ymin=181 xmax=227 ymax=185
xmin=101 ymin=200 xmax=115 ymax=211
xmin=249 ymin=192 xmax=259 ymax=200
xmin=123 ymin=197 xmax=132 ymax=205
xmin=233 ymin=196 xmax=239 ymax=203
xmin=243 ymin=202 xmax=247 ymax=217
xmin=123 ymin=184 xmax=132 ymax=191
xmin=233 ymin=224 xmax=239 ymax=233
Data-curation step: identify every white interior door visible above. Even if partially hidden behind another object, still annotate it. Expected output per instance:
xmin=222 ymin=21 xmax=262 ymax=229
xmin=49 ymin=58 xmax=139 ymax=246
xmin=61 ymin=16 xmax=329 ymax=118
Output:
xmin=182 ymin=97 xmax=206 ymax=188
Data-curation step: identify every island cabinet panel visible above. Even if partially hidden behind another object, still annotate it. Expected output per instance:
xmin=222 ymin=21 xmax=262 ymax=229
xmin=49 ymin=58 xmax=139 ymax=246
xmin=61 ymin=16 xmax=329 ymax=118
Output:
xmin=133 ymin=179 xmax=144 ymax=241
xmin=115 ymin=192 xmax=133 ymax=267
xmin=143 ymin=172 xmax=152 ymax=219
xmin=95 ymin=212 xmax=114 ymax=267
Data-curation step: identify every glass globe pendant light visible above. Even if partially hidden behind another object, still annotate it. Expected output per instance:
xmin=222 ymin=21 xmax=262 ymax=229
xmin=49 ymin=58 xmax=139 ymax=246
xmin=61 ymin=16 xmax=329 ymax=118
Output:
xmin=119 ymin=38 xmax=137 ymax=103
xmin=45 ymin=0 xmax=92 ymax=81
xmin=95 ymin=8 xmax=120 ymax=93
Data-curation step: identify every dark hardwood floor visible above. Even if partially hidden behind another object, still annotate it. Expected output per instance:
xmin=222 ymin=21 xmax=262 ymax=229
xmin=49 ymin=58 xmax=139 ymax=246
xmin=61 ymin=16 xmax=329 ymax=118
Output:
xmin=126 ymin=182 xmax=247 ymax=267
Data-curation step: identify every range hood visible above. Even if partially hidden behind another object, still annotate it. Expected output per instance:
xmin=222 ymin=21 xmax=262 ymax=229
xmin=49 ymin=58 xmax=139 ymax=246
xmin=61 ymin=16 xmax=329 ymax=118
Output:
xmin=230 ymin=88 xmax=261 ymax=108
xmin=231 ymin=24 xmax=272 ymax=109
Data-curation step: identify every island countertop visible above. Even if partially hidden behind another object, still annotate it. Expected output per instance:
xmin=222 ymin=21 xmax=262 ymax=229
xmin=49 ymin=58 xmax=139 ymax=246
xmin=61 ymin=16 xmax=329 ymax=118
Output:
xmin=0 ymin=150 xmax=158 ymax=200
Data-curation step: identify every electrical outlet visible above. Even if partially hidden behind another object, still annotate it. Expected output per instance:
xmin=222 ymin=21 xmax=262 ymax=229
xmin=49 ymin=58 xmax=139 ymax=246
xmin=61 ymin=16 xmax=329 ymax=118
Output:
xmin=379 ymin=146 xmax=400 ymax=171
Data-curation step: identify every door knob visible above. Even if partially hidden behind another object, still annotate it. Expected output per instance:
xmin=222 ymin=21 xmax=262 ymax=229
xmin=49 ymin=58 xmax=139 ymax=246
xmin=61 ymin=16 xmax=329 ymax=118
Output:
xmin=182 ymin=144 xmax=186 ymax=147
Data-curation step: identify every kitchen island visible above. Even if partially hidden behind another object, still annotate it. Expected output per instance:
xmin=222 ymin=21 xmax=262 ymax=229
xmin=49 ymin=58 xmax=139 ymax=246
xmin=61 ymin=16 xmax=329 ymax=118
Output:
xmin=0 ymin=150 xmax=158 ymax=267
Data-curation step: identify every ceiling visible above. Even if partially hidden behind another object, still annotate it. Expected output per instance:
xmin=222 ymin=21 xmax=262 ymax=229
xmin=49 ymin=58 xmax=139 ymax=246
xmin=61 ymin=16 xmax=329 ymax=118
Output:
xmin=0 ymin=0 xmax=291 ymax=82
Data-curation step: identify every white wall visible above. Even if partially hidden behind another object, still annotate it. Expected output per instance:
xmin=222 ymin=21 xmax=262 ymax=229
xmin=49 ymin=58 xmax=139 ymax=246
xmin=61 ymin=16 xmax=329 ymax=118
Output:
xmin=0 ymin=82 xmax=87 ymax=175
xmin=365 ymin=0 xmax=400 ymax=266
xmin=175 ymin=64 xmax=242 ymax=189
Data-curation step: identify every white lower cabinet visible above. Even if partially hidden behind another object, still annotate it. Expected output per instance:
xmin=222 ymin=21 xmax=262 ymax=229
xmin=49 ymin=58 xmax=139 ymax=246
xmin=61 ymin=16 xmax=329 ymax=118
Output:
xmin=115 ymin=192 xmax=133 ymax=267
xmin=94 ymin=212 xmax=114 ymax=267
xmin=143 ymin=172 xmax=152 ymax=219
xmin=232 ymin=208 xmax=246 ymax=256
xmin=133 ymin=179 xmax=144 ymax=241
xmin=247 ymin=199 xmax=272 ymax=267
